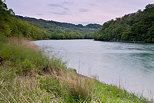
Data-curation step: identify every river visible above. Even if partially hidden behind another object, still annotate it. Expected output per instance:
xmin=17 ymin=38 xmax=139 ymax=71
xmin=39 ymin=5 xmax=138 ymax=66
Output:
xmin=33 ymin=39 xmax=154 ymax=99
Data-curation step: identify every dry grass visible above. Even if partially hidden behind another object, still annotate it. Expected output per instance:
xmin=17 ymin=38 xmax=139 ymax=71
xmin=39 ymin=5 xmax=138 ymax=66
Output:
xmin=9 ymin=37 xmax=39 ymax=51
xmin=53 ymin=69 xmax=95 ymax=100
xmin=0 ymin=76 xmax=58 ymax=103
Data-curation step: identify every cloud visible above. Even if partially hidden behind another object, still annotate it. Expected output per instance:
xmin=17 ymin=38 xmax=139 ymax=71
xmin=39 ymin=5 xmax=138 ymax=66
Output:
xmin=35 ymin=13 xmax=43 ymax=16
xmin=50 ymin=11 xmax=69 ymax=15
xmin=48 ymin=4 xmax=69 ymax=10
xmin=89 ymin=3 xmax=96 ymax=7
xmin=62 ymin=1 xmax=73 ymax=5
xmin=79 ymin=8 xmax=89 ymax=12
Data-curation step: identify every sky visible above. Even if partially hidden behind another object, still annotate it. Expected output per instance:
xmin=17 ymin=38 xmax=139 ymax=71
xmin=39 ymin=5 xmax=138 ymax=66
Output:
xmin=6 ymin=0 xmax=154 ymax=25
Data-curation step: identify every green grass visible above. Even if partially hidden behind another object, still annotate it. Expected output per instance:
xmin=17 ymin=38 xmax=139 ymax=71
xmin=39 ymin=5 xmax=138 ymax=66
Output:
xmin=0 ymin=34 xmax=152 ymax=103
xmin=0 ymin=44 xmax=48 ymax=75
xmin=92 ymin=81 xmax=150 ymax=103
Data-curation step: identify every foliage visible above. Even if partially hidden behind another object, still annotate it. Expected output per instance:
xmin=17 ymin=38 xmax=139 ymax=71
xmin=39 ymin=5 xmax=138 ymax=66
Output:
xmin=0 ymin=0 xmax=101 ymax=40
xmin=15 ymin=16 xmax=100 ymax=39
xmin=15 ymin=15 xmax=101 ymax=32
xmin=94 ymin=4 xmax=154 ymax=43
xmin=0 ymin=0 xmax=50 ymax=39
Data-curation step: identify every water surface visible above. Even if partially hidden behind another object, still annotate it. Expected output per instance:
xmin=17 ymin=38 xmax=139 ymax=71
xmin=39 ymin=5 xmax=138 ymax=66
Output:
xmin=33 ymin=40 xmax=154 ymax=99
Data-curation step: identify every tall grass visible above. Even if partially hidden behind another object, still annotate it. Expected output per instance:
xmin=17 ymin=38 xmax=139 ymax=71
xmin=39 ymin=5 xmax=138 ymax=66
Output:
xmin=0 ymin=35 xmax=151 ymax=103
xmin=0 ymin=44 xmax=48 ymax=75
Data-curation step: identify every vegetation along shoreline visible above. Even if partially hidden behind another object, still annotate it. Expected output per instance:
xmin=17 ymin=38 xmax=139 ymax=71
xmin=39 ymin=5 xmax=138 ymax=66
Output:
xmin=0 ymin=0 xmax=154 ymax=102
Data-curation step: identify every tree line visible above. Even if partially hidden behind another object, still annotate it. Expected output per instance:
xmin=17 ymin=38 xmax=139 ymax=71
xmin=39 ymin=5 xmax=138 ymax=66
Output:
xmin=94 ymin=4 xmax=154 ymax=43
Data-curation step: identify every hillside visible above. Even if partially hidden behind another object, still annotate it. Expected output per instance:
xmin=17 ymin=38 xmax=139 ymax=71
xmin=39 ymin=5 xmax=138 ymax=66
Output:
xmin=15 ymin=16 xmax=101 ymax=39
xmin=0 ymin=0 xmax=50 ymax=39
xmin=15 ymin=15 xmax=101 ymax=31
xmin=94 ymin=4 xmax=154 ymax=43
xmin=0 ymin=0 xmax=101 ymax=40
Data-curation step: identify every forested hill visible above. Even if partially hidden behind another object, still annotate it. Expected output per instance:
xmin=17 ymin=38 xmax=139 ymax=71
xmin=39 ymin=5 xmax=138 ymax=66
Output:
xmin=0 ymin=1 xmax=49 ymax=40
xmin=0 ymin=0 xmax=101 ymax=40
xmin=15 ymin=16 xmax=101 ymax=32
xmin=15 ymin=15 xmax=101 ymax=39
xmin=94 ymin=4 xmax=154 ymax=43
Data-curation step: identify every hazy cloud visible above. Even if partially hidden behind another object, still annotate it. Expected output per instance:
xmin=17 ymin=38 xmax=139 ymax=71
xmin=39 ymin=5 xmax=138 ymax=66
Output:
xmin=35 ymin=13 xmax=44 ymax=16
xmin=79 ymin=8 xmax=89 ymax=12
xmin=50 ymin=11 xmax=69 ymax=15
xmin=89 ymin=3 xmax=96 ymax=7
xmin=48 ymin=3 xmax=69 ymax=10
xmin=62 ymin=1 xmax=73 ymax=5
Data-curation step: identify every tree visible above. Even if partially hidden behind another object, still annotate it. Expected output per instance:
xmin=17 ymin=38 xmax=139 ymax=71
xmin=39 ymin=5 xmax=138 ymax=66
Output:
xmin=95 ymin=4 xmax=154 ymax=43
xmin=145 ymin=4 xmax=154 ymax=9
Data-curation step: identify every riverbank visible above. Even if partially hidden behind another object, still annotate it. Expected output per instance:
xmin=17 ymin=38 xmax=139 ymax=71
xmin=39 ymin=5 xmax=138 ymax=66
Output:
xmin=0 ymin=35 xmax=151 ymax=102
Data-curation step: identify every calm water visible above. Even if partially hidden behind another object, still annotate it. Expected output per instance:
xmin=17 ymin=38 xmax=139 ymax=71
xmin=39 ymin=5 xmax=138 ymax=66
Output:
xmin=33 ymin=39 xmax=154 ymax=99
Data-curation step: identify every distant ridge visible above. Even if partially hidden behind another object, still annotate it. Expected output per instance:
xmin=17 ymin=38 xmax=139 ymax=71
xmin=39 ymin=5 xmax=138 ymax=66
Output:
xmin=15 ymin=15 xmax=101 ymax=32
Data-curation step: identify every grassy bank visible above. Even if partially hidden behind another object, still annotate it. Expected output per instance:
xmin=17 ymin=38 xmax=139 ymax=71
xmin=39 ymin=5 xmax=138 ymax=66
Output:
xmin=0 ymin=35 xmax=151 ymax=103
